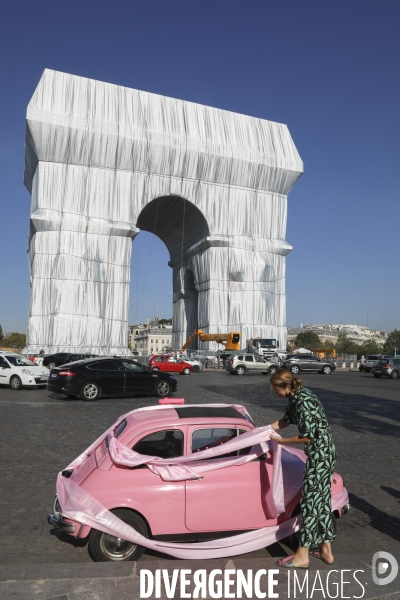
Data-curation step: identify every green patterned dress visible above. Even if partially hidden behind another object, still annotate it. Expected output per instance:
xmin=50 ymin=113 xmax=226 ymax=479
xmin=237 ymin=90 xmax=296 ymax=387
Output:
xmin=282 ymin=386 xmax=336 ymax=547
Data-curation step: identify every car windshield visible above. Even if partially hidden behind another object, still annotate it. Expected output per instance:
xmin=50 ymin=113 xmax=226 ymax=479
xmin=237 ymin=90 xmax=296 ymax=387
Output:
xmin=5 ymin=355 xmax=35 ymax=367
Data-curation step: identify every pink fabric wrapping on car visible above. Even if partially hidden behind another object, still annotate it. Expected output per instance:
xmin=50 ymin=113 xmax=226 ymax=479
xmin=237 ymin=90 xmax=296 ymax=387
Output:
xmin=56 ymin=403 xmax=348 ymax=559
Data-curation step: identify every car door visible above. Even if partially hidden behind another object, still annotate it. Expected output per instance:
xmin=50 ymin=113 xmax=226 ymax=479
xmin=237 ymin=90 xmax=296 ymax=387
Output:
xmin=244 ymin=355 xmax=256 ymax=371
xmin=253 ymin=355 xmax=267 ymax=372
xmin=153 ymin=356 xmax=167 ymax=372
xmin=120 ymin=360 xmax=153 ymax=395
xmin=185 ymin=426 xmax=271 ymax=532
xmin=86 ymin=360 xmax=125 ymax=395
xmin=0 ymin=356 xmax=11 ymax=382
xmin=304 ymin=356 xmax=321 ymax=371
xmin=166 ymin=359 xmax=184 ymax=373
xmin=125 ymin=428 xmax=186 ymax=534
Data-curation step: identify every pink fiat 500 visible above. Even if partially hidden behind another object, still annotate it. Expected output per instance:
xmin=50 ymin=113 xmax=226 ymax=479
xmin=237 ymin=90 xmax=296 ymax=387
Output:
xmin=48 ymin=402 xmax=350 ymax=562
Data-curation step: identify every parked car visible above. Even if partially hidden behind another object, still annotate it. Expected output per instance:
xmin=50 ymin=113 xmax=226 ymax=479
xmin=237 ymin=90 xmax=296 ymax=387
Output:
xmin=47 ymin=357 xmax=177 ymax=400
xmin=282 ymin=354 xmax=336 ymax=375
xmin=0 ymin=352 xmax=50 ymax=389
xmin=148 ymin=355 xmax=193 ymax=375
xmin=225 ymin=353 xmax=279 ymax=375
xmin=372 ymin=358 xmax=400 ymax=379
xmin=361 ymin=354 xmax=392 ymax=373
xmin=176 ymin=355 xmax=203 ymax=371
xmin=43 ymin=352 xmax=98 ymax=369
xmin=48 ymin=402 xmax=349 ymax=562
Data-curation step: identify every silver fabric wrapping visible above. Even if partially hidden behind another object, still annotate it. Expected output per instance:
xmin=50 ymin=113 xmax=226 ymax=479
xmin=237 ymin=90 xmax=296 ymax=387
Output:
xmin=24 ymin=69 xmax=303 ymax=354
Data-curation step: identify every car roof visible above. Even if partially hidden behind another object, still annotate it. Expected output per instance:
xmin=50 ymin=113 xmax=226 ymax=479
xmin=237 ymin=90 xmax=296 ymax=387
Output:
xmin=120 ymin=404 xmax=252 ymax=441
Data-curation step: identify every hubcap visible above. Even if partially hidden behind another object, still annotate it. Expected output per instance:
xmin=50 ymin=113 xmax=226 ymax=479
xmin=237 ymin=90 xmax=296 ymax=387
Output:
xmin=84 ymin=384 xmax=97 ymax=399
xmin=99 ymin=533 xmax=137 ymax=561
xmin=11 ymin=378 xmax=20 ymax=389
xmin=158 ymin=381 xmax=170 ymax=396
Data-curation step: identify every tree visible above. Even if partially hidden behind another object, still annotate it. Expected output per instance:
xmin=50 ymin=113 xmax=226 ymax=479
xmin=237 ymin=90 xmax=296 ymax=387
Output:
xmin=1 ymin=332 xmax=26 ymax=348
xmin=0 ymin=324 xmax=3 ymax=342
xmin=159 ymin=318 xmax=172 ymax=326
xmin=383 ymin=329 xmax=400 ymax=356
xmin=335 ymin=333 xmax=360 ymax=355
xmin=359 ymin=339 xmax=380 ymax=357
xmin=293 ymin=331 xmax=321 ymax=350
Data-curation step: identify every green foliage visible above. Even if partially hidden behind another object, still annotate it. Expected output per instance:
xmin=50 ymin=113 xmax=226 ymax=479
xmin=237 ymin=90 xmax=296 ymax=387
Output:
xmin=1 ymin=332 xmax=26 ymax=348
xmin=359 ymin=339 xmax=380 ymax=357
xmin=158 ymin=318 xmax=172 ymax=325
xmin=294 ymin=331 xmax=321 ymax=350
xmin=0 ymin=324 xmax=3 ymax=342
xmin=335 ymin=333 xmax=359 ymax=355
xmin=383 ymin=329 xmax=400 ymax=357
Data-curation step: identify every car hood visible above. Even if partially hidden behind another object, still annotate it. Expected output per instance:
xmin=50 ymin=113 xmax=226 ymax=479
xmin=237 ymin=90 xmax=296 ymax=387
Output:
xmin=14 ymin=365 xmax=49 ymax=374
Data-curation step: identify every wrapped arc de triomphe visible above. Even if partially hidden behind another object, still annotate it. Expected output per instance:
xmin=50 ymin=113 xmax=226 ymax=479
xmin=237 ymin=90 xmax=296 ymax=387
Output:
xmin=24 ymin=69 xmax=303 ymax=355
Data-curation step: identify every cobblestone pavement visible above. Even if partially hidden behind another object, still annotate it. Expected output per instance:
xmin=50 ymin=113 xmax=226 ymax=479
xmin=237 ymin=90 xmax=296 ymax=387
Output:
xmin=0 ymin=369 xmax=399 ymax=569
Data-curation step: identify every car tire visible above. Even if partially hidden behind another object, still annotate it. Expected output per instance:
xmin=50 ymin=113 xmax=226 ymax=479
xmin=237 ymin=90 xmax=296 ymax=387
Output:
xmin=269 ymin=365 xmax=278 ymax=375
xmin=48 ymin=362 xmax=56 ymax=370
xmin=322 ymin=365 xmax=332 ymax=375
xmin=151 ymin=367 xmax=159 ymax=371
xmin=364 ymin=369 xmax=371 ymax=373
xmin=183 ymin=367 xmax=191 ymax=375
xmin=10 ymin=375 xmax=22 ymax=390
xmin=290 ymin=365 xmax=300 ymax=374
xmin=390 ymin=370 xmax=398 ymax=379
xmin=89 ymin=509 xmax=148 ymax=562
xmin=236 ymin=366 xmax=245 ymax=376
xmin=154 ymin=380 xmax=172 ymax=397
xmin=373 ymin=373 xmax=381 ymax=378
xmin=79 ymin=382 xmax=101 ymax=401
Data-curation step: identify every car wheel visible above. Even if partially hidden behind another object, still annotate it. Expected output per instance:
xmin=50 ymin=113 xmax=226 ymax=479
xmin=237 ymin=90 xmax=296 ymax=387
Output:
xmin=364 ymin=369 xmax=371 ymax=373
xmin=89 ymin=509 xmax=148 ymax=562
xmin=154 ymin=380 xmax=172 ymax=397
xmin=269 ymin=365 xmax=278 ymax=375
xmin=236 ymin=366 xmax=245 ymax=376
xmin=373 ymin=373 xmax=381 ymax=378
xmin=290 ymin=365 xmax=300 ymax=374
xmin=322 ymin=365 xmax=332 ymax=375
xmin=390 ymin=370 xmax=398 ymax=379
xmin=79 ymin=382 xmax=101 ymax=401
xmin=10 ymin=375 xmax=22 ymax=390
xmin=183 ymin=367 xmax=191 ymax=375
xmin=151 ymin=367 xmax=159 ymax=371
xmin=48 ymin=362 xmax=56 ymax=370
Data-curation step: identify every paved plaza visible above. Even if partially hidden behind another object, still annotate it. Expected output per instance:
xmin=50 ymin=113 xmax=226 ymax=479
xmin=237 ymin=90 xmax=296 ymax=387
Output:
xmin=0 ymin=369 xmax=399 ymax=598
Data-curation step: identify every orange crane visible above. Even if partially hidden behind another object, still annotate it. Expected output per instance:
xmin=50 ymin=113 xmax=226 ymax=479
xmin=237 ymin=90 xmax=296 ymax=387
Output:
xmin=180 ymin=329 xmax=241 ymax=352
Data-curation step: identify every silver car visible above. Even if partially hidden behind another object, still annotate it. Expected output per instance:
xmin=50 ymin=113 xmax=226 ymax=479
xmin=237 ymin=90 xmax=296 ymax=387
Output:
xmin=362 ymin=354 xmax=392 ymax=373
xmin=372 ymin=358 xmax=399 ymax=379
xmin=225 ymin=353 xmax=279 ymax=376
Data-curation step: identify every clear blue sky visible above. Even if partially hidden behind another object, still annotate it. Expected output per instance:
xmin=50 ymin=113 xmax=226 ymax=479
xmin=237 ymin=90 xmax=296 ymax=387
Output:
xmin=1 ymin=0 xmax=399 ymax=334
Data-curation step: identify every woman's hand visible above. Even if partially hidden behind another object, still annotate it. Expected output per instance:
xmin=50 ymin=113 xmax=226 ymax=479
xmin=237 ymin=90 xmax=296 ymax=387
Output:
xmin=270 ymin=436 xmax=285 ymax=444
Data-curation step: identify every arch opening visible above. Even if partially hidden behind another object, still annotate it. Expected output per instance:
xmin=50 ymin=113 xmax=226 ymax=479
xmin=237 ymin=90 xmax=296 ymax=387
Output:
xmin=136 ymin=195 xmax=210 ymax=265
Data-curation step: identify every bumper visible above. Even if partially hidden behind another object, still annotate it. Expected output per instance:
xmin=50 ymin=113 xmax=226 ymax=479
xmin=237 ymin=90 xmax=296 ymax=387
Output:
xmin=47 ymin=380 xmax=80 ymax=394
xmin=47 ymin=496 xmax=76 ymax=533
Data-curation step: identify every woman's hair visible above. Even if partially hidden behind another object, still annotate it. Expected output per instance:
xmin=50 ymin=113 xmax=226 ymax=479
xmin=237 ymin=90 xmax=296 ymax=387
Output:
xmin=270 ymin=368 xmax=302 ymax=393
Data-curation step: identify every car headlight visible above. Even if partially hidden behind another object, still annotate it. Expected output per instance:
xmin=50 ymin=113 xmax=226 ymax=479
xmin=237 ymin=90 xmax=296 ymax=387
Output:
xmin=22 ymin=369 xmax=35 ymax=376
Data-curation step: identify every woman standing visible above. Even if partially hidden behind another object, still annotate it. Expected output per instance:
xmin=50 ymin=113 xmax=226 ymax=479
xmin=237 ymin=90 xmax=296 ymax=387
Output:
xmin=269 ymin=368 xmax=336 ymax=568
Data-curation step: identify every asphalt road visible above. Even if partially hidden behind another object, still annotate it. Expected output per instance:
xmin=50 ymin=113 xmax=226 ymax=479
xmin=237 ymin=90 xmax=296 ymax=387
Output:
xmin=0 ymin=368 xmax=399 ymax=567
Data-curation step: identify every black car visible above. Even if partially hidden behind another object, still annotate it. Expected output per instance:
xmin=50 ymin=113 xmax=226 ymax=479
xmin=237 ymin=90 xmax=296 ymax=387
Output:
xmin=43 ymin=352 xmax=99 ymax=369
xmin=47 ymin=357 xmax=177 ymax=400
xmin=282 ymin=354 xmax=336 ymax=375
